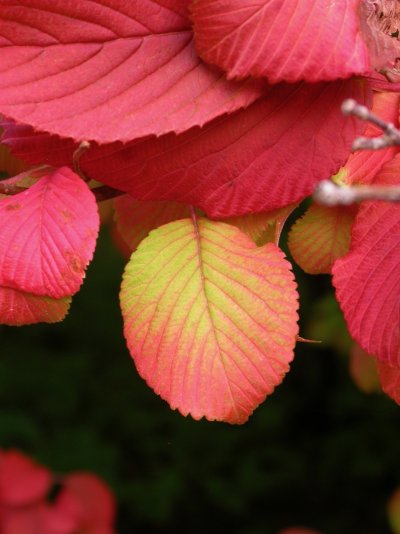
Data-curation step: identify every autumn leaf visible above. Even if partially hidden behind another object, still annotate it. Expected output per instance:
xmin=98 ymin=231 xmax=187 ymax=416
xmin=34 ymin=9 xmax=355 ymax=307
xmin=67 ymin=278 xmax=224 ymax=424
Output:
xmin=333 ymin=154 xmax=400 ymax=366
xmin=288 ymin=203 xmax=357 ymax=275
xmin=191 ymin=0 xmax=370 ymax=83
xmin=0 ymin=167 xmax=99 ymax=298
xmin=120 ymin=217 xmax=299 ymax=424
xmin=0 ymin=0 xmax=262 ymax=143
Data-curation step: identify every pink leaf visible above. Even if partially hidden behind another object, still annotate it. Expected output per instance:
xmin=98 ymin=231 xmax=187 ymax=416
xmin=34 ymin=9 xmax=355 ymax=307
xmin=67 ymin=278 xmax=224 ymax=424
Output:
xmin=120 ymin=217 xmax=299 ymax=424
xmin=83 ymin=78 xmax=370 ymax=217
xmin=0 ymin=0 xmax=262 ymax=143
xmin=0 ymin=167 xmax=99 ymax=298
xmin=332 ymin=154 xmax=400 ymax=366
xmin=191 ymin=0 xmax=370 ymax=83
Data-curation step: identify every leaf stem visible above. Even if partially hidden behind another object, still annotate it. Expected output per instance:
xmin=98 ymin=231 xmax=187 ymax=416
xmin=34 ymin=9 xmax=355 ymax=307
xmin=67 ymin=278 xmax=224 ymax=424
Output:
xmin=73 ymin=141 xmax=91 ymax=181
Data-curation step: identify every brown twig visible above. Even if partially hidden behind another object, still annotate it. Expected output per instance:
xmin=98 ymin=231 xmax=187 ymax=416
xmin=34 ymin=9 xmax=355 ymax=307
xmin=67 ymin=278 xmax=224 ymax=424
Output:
xmin=314 ymin=180 xmax=400 ymax=206
xmin=342 ymin=98 xmax=400 ymax=150
xmin=73 ymin=141 xmax=91 ymax=181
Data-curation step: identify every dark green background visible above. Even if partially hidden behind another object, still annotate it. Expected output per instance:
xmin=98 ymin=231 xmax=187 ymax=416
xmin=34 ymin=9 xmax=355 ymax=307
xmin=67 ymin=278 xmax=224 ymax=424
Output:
xmin=1 ymin=228 xmax=399 ymax=534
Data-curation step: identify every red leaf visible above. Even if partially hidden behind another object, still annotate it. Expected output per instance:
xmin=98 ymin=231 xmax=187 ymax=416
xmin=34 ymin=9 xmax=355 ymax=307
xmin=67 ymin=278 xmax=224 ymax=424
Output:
xmin=343 ymin=91 xmax=400 ymax=185
xmin=0 ymin=167 xmax=99 ymax=298
xmin=0 ymin=450 xmax=52 ymax=507
xmin=0 ymin=0 xmax=262 ymax=143
xmin=114 ymin=196 xmax=191 ymax=253
xmin=120 ymin=217 xmax=299 ymax=424
xmin=44 ymin=473 xmax=115 ymax=534
xmin=82 ymin=78 xmax=370 ymax=217
xmin=0 ymin=286 xmax=71 ymax=326
xmin=191 ymin=0 xmax=370 ymax=83
xmin=332 ymin=154 xmax=400 ymax=366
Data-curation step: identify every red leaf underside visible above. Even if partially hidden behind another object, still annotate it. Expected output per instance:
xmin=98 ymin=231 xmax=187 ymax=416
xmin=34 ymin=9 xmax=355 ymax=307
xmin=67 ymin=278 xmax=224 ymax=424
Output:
xmin=191 ymin=0 xmax=370 ymax=83
xmin=0 ymin=0 xmax=262 ymax=143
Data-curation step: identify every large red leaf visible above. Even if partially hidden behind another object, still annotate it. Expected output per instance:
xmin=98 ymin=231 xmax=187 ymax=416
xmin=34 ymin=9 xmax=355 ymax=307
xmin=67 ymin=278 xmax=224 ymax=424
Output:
xmin=83 ymin=78 xmax=369 ymax=217
xmin=332 ymin=154 xmax=400 ymax=366
xmin=1 ymin=79 xmax=370 ymax=217
xmin=191 ymin=0 xmax=370 ymax=83
xmin=0 ymin=167 xmax=99 ymax=298
xmin=0 ymin=0 xmax=262 ymax=143
xmin=120 ymin=217 xmax=299 ymax=424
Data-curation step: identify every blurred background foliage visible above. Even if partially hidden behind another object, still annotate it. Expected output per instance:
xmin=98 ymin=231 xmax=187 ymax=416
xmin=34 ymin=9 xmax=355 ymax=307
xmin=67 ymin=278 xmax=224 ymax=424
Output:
xmin=1 ymin=223 xmax=399 ymax=534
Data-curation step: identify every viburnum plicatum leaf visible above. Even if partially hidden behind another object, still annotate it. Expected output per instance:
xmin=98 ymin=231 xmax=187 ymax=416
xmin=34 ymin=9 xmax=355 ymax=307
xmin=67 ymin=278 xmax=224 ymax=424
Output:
xmin=0 ymin=450 xmax=52 ymax=506
xmin=333 ymin=154 xmax=400 ymax=366
xmin=0 ymin=0 xmax=262 ymax=143
xmin=377 ymin=361 xmax=400 ymax=405
xmin=191 ymin=0 xmax=370 ymax=83
xmin=219 ymin=204 xmax=296 ymax=245
xmin=0 ymin=167 xmax=99 ymax=298
xmin=0 ymin=286 xmax=71 ymax=326
xmin=120 ymin=217 xmax=299 ymax=424
xmin=288 ymin=203 xmax=357 ymax=275
xmin=114 ymin=196 xmax=191 ymax=254
xmin=82 ymin=78 xmax=370 ymax=217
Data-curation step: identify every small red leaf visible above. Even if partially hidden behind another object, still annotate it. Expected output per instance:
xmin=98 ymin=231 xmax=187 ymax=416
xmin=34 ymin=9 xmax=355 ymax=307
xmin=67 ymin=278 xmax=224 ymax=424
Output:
xmin=191 ymin=0 xmax=370 ymax=83
xmin=0 ymin=0 xmax=262 ymax=143
xmin=120 ymin=217 xmax=299 ymax=424
xmin=114 ymin=196 xmax=191 ymax=253
xmin=0 ymin=167 xmax=99 ymax=298
xmin=44 ymin=473 xmax=116 ymax=534
xmin=0 ymin=450 xmax=52 ymax=507
xmin=0 ymin=286 xmax=71 ymax=326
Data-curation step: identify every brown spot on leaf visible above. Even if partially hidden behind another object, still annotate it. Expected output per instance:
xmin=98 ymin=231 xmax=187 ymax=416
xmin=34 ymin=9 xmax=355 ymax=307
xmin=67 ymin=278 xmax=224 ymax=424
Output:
xmin=5 ymin=203 xmax=21 ymax=211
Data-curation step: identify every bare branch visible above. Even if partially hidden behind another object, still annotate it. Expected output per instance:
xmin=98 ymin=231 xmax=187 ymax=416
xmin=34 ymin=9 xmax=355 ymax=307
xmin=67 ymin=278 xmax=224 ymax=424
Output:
xmin=314 ymin=180 xmax=400 ymax=206
xmin=342 ymin=98 xmax=400 ymax=150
